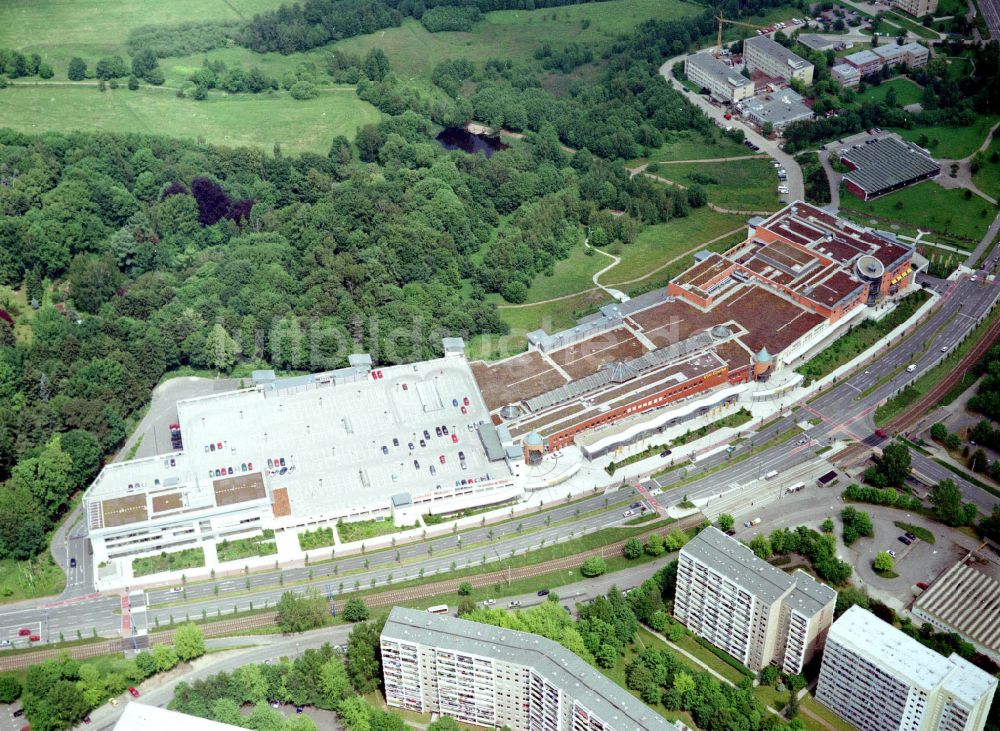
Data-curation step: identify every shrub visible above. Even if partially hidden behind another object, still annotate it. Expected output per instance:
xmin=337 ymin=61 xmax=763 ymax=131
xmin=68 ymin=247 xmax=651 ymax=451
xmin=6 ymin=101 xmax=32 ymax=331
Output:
xmin=581 ymin=556 xmax=607 ymax=577
xmin=343 ymin=597 xmax=370 ymax=623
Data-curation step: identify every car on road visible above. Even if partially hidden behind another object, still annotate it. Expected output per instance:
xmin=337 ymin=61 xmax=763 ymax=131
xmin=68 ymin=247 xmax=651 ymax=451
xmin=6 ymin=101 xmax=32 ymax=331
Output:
xmin=483 ymin=598 xmax=496 ymax=606
xmin=537 ymin=589 xmax=550 ymax=596
xmin=83 ymin=716 xmax=91 ymax=724
xmin=630 ymin=502 xmax=643 ymax=509
xmin=413 ymin=460 xmax=420 ymax=469
xmin=70 ymin=557 xmax=76 ymax=568
xmin=874 ymin=429 xmax=887 ymax=439
xmin=451 ymin=434 xmax=459 ymax=443
xmin=296 ymin=707 xmax=304 ymax=714
xmin=408 ymin=441 xmax=414 ymax=450
xmin=381 ymin=445 xmax=389 ymax=455
xmin=898 ymin=536 xmax=912 ymax=545
xmin=12 ymin=709 xmax=24 ymax=717
xmin=423 ymin=430 xmax=431 ymax=440
xmin=28 ymin=635 xmax=39 ymax=642
xmin=622 ymin=510 xmax=633 ymax=517
xmin=916 ymin=581 xmax=929 ymax=590
xmin=507 ymin=600 xmax=521 ymax=608
xmin=659 ymin=449 xmax=672 ymax=457
xmin=110 ymin=699 xmax=119 ymax=707
xmin=169 ymin=587 xmax=183 ymax=593
xmin=941 ymin=346 xmax=948 ymax=352
xmin=128 ymin=687 xmax=139 ymax=697
xmin=439 ymin=455 xmax=446 ymax=464
xmin=650 ymin=488 xmax=662 ymax=496
xmin=452 ymin=398 xmax=459 ymax=407
xmin=16 ymin=629 xmax=29 ymax=636
xmin=0 ymin=640 xmax=10 ymax=647
xmin=906 ymin=364 xmax=917 ymax=372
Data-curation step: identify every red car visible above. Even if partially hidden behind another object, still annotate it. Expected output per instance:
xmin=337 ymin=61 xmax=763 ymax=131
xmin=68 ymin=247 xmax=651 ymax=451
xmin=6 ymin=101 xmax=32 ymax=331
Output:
xmin=128 ymin=687 xmax=140 ymax=698
xmin=874 ymin=429 xmax=887 ymax=439
xmin=451 ymin=434 xmax=458 ymax=443
xmin=460 ymin=406 xmax=467 ymax=415
xmin=463 ymin=397 xmax=470 ymax=406
xmin=17 ymin=628 xmax=30 ymax=636
xmin=724 ymin=113 xmax=732 ymax=120
xmin=28 ymin=635 xmax=39 ymax=642
xmin=439 ymin=455 xmax=446 ymax=464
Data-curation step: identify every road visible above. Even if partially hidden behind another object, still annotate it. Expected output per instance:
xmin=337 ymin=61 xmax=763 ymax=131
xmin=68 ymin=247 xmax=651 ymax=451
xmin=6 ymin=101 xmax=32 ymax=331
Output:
xmin=639 ymin=276 xmax=1000 ymax=516
xmin=3 ymin=272 xmax=997 ymax=652
xmin=78 ymin=555 xmax=679 ymax=731
xmin=0 ymin=489 xmax=643 ymax=644
xmin=658 ymin=54 xmax=805 ymax=203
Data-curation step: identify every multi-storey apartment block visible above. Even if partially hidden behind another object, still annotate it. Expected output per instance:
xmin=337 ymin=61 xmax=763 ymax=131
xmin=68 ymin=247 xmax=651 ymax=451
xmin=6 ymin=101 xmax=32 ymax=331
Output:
xmin=674 ymin=527 xmax=836 ymax=673
xmin=816 ymin=606 xmax=998 ymax=731
xmin=380 ymin=607 xmax=680 ymax=731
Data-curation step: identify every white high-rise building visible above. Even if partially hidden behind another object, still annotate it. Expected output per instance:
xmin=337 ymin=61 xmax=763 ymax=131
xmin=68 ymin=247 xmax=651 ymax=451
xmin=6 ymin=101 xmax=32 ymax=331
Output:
xmin=816 ymin=605 xmax=998 ymax=731
xmin=380 ymin=607 xmax=681 ymax=731
xmin=674 ymin=527 xmax=836 ymax=673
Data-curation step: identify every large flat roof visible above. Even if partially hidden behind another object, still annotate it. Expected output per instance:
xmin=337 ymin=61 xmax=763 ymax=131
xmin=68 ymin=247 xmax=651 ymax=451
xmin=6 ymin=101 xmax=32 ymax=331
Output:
xmin=830 ymin=605 xmax=997 ymax=705
xmin=383 ymin=607 xmax=675 ymax=730
xmin=745 ymin=35 xmax=813 ymax=71
xmin=115 ymin=704 xmax=242 ymax=731
xmin=682 ymin=527 xmax=835 ymax=613
xmin=842 ymin=136 xmax=939 ymax=195
xmin=87 ymin=355 xmax=511 ymax=531
xmin=914 ymin=560 xmax=1000 ymax=656
xmin=687 ymin=52 xmax=755 ymax=89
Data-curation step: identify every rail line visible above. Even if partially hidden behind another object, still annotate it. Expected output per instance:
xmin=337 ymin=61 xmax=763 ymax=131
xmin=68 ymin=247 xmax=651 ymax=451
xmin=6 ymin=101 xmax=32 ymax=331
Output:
xmin=835 ymin=308 xmax=1000 ymax=466
xmin=0 ymin=516 xmax=704 ymax=670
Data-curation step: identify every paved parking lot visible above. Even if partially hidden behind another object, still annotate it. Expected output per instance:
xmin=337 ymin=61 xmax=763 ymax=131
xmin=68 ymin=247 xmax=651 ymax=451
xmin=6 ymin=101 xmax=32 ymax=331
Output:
xmin=739 ymin=485 xmax=982 ymax=610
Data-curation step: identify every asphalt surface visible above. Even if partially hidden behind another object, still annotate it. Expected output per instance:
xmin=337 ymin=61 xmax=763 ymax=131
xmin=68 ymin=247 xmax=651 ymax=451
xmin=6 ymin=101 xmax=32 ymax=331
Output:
xmin=77 ymin=556 xmax=679 ymax=731
xmin=2 ymin=274 xmax=997 ymax=649
xmin=639 ymin=276 xmax=1000 ymax=515
xmin=0 ymin=489 xmax=642 ymax=643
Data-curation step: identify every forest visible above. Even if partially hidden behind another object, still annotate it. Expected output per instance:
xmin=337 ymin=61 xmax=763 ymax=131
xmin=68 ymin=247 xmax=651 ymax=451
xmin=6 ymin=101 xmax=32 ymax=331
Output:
xmin=0 ymin=0 xmax=726 ymax=565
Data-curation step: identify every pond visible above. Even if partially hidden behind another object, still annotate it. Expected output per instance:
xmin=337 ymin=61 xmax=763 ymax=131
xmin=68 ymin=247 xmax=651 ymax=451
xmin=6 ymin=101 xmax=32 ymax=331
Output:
xmin=436 ymin=127 xmax=508 ymax=158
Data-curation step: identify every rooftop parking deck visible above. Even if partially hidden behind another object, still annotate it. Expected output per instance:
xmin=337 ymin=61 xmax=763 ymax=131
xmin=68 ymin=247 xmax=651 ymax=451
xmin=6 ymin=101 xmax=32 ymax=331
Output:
xmin=87 ymin=356 xmax=512 ymax=534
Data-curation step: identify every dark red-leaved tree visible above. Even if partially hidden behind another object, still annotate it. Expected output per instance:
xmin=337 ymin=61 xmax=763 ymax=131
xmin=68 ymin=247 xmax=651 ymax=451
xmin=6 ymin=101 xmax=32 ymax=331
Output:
xmin=191 ymin=176 xmax=231 ymax=226
xmin=160 ymin=181 xmax=188 ymax=200
xmin=191 ymin=177 xmax=254 ymax=226
xmin=0 ymin=309 xmax=13 ymax=327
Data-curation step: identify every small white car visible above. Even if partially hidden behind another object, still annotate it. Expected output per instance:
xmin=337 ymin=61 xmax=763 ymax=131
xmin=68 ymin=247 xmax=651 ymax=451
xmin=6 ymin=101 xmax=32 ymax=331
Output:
xmin=169 ymin=587 xmax=183 ymax=594
xmin=483 ymin=598 xmax=496 ymax=606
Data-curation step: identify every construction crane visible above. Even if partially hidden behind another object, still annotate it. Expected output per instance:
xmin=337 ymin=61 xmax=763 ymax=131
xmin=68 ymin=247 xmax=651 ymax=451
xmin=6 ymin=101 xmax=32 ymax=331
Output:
xmin=714 ymin=15 xmax=772 ymax=57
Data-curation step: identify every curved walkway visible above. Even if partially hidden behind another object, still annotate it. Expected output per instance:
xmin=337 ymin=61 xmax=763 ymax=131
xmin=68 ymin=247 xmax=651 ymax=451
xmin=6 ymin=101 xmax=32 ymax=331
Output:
xmin=496 ymin=224 xmax=745 ymax=309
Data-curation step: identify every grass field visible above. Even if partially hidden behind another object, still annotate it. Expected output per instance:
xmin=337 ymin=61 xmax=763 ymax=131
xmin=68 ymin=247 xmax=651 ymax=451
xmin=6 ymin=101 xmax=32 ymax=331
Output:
xmin=629 ymin=129 xmax=753 ymax=166
xmin=518 ymin=237 xmax=604 ymax=304
xmin=652 ymin=158 xmax=782 ymax=212
xmin=605 ymin=208 xmax=745 ymax=285
xmin=840 ymin=181 xmax=994 ymax=243
xmin=973 ymin=135 xmax=1000 ymax=202
xmin=854 ymin=77 xmax=923 ymax=107
xmin=0 ymin=0 xmax=285 ymax=73
xmin=0 ymin=84 xmax=380 ymax=153
xmin=335 ymin=0 xmax=700 ymax=81
xmin=0 ymin=555 xmax=65 ymax=602
xmin=883 ymin=10 xmax=938 ymax=38
xmin=894 ymin=115 xmax=999 ymax=160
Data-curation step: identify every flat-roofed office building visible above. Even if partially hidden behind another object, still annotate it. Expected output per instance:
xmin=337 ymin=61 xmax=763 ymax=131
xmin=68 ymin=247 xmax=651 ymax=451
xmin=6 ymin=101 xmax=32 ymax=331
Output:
xmin=744 ymin=35 xmax=814 ymax=85
xmin=685 ymin=52 xmax=755 ymax=103
xmin=674 ymin=527 xmax=836 ymax=673
xmin=816 ymin=605 xmax=998 ymax=731
xmin=381 ymin=607 xmax=681 ymax=731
